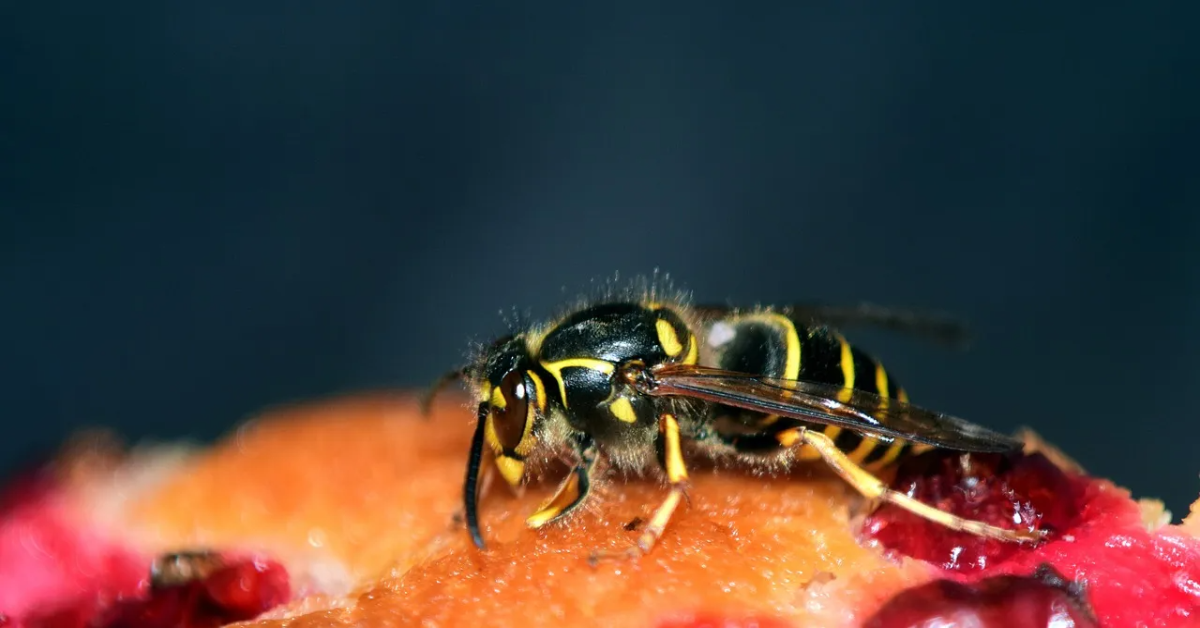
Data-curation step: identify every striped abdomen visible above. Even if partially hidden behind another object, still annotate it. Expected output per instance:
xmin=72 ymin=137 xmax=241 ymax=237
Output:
xmin=703 ymin=310 xmax=919 ymax=469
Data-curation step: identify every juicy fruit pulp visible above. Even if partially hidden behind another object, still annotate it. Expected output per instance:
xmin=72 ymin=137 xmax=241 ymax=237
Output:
xmin=0 ymin=466 xmax=291 ymax=628
xmin=866 ymin=448 xmax=1200 ymax=627
xmin=20 ymin=557 xmax=290 ymax=628
xmin=0 ymin=471 xmax=146 ymax=621
xmin=862 ymin=565 xmax=1099 ymax=628
xmin=865 ymin=450 xmax=1077 ymax=571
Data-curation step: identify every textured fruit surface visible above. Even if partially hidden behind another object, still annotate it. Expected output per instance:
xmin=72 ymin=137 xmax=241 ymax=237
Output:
xmin=7 ymin=393 xmax=1200 ymax=628
xmin=123 ymin=395 xmax=935 ymax=627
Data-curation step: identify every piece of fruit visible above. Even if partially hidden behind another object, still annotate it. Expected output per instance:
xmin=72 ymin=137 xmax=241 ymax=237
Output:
xmin=2 ymin=393 xmax=1199 ymax=627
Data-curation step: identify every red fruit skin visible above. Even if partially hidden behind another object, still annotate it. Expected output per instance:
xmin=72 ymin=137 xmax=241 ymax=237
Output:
xmin=0 ymin=471 xmax=147 ymax=621
xmin=865 ymin=450 xmax=1200 ymax=628
xmin=1 ymin=466 xmax=291 ymax=628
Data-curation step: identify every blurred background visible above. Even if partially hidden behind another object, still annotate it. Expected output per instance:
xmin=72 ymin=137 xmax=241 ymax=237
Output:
xmin=2 ymin=4 xmax=1197 ymax=514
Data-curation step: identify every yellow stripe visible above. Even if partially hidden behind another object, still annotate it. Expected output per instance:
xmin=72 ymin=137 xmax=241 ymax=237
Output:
xmin=490 ymin=387 xmax=506 ymax=409
xmin=609 ymin=396 xmax=638 ymax=423
xmin=753 ymin=313 xmax=817 ymax=460
xmin=836 ymin=333 xmax=855 ymax=403
xmin=539 ymin=358 xmax=616 ymax=408
xmin=526 ymin=370 xmax=547 ymax=411
xmin=875 ymin=364 xmax=890 ymax=401
xmin=801 ymin=330 xmax=853 ymax=460
xmin=868 ymin=384 xmax=907 ymax=468
xmin=777 ymin=428 xmax=802 ymax=448
xmin=656 ymin=318 xmax=685 ymax=357
xmin=661 ymin=413 xmax=688 ymax=483
xmin=477 ymin=384 xmax=492 ymax=404
xmin=682 ymin=330 xmax=699 ymax=365
xmin=870 ymin=439 xmax=907 ymax=469
xmin=846 ymin=435 xmax=879 ymax=463
xmin=872 ymin=364 xmax=890 ymax=459
xmin=744 ymin=312 xmax=801 ymax=439
xmin=776 ymin=314 xmax=801 ymax=380
xmin=484 ymin=413 xmax=501 ymax=452
xmin=910 ymin=442 xmax=934 ymax=455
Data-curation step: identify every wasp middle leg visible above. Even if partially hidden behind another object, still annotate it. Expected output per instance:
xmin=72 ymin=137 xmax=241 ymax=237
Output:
xmin=590 ymin=412 xmax=691 ymax=563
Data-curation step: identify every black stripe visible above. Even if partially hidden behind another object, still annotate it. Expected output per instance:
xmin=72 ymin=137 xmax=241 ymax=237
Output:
xmin=833 ymin=428 xmax=864 ymax=453
xmin=714 ymin=319 xmax=791 ymax=379
xmin=863 ymin=438 xmax=905 ymax=464
xmin=530 ymin=365 xmax=565 ymax=408
xmin=796 ymin=326 xmax=847 ymax=387
xmin=839 ymin=346 xmax=880 ymax=456
xmin=850 ymin=346 xmax=881 ymax=395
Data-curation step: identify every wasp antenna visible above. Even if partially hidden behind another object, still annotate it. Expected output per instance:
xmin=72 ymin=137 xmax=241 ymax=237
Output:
xmin=420 ymin=368 xmax=468 ymax=416
xmin=464 ymin=403 xmax=490 ymax=550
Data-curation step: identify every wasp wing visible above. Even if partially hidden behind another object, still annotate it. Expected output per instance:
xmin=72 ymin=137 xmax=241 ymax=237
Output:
xmin=692 ymin=303 xmax=972 ymax=350
xmin=643 ymin=364 xmax=1020 ymax=453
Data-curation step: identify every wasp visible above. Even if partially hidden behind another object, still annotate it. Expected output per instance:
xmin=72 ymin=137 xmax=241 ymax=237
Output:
xmin=426 ymin=280 xmax=1046 ymax=559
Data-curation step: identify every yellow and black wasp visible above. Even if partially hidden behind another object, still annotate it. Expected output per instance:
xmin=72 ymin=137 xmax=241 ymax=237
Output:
xmin=426 ymin=280 xmax=1046 ymax=558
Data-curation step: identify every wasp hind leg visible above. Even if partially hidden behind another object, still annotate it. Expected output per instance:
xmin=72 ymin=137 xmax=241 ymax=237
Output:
xmin=776 ymin=427 xmax=1047 ymax=544
xmin=589 ymin=412 xmax=691 ymax=564
xmin=525 ymin=434 xmax=599 ymax=529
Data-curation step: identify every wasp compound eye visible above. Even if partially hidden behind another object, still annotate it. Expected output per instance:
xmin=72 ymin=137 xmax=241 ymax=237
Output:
xmin=494 ymin=371 xmax=530 ymax=451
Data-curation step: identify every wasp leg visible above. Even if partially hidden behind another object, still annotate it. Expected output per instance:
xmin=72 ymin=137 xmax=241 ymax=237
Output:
xmin=450 ymin=458 xmax=498 ymax=528
xmin=638 ymin=412 xmax=691 ymax=552
xmin=777 ymin=427 xmax=1047 ymax=543
xmin=526 ymin=434 xmax=599 ymax=528
xmin=590 ymin=412 xmax=690 ymax=563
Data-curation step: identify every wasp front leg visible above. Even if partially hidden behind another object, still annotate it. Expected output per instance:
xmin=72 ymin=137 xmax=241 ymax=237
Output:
xmin=590 ymin=412 xmax=691 ymax=563
xmin=525 ymin=434 xmax=599 ymax=529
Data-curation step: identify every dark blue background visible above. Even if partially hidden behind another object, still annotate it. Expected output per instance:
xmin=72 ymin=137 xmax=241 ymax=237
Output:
xmin=3 ymin=4 xmax=1198 ymax=514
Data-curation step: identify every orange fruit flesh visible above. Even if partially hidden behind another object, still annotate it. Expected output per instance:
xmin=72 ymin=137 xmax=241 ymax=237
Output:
xmin=120 ymin=393 xmax=936 ymax=627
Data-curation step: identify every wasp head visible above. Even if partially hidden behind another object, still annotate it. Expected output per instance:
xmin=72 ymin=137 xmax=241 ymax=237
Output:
xmin=463 ymin=334 xmax=546 ymax=549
